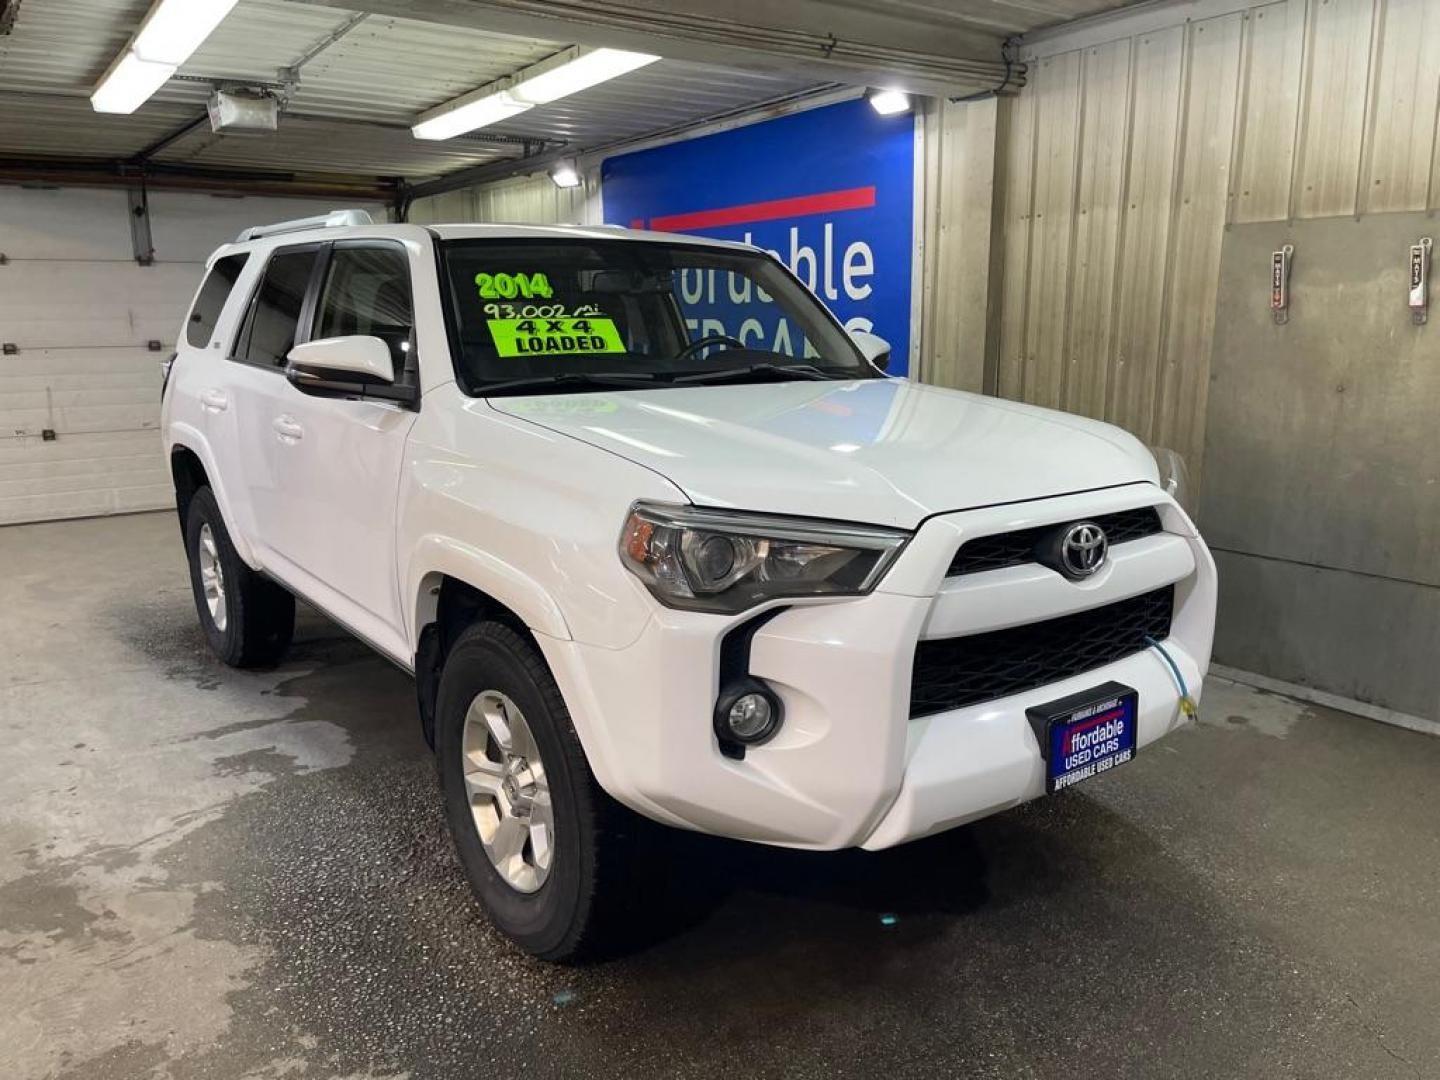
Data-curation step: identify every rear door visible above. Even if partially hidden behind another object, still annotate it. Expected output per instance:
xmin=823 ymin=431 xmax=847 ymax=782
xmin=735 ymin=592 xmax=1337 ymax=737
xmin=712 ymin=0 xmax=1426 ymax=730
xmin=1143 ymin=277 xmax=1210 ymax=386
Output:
xmin=216 ymin=243 xmax=323 ymax=560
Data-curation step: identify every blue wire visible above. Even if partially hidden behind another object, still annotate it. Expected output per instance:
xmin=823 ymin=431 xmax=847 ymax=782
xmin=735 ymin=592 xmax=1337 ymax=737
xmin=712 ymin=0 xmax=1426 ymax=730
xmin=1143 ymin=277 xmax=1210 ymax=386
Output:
xmin=1144 ymin=635 xmax=1190 ymax=701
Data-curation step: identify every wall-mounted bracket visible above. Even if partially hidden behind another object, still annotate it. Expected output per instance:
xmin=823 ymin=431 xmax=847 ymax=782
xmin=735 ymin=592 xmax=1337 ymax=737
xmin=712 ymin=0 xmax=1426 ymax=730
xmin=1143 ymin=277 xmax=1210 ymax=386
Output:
xmin=127 ymin=185 xmax=155 ymax=266
xmin=1409 ymin=237 xmax=1431 ymax=325
xmin=1271 ymin=243 xmax=1294 ymax=324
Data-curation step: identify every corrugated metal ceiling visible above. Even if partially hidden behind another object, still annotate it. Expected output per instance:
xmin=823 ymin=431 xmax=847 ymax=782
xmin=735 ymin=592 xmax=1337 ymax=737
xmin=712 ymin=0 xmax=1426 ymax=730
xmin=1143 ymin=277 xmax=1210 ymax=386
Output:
xmin=0 ymin=0 xmax=826 ymax=185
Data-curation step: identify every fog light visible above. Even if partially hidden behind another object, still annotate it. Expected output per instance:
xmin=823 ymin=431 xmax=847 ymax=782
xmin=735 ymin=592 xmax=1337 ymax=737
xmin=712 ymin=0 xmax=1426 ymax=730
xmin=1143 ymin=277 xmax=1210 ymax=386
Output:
xmin=714 ymin=681 xmax=782 ymax=746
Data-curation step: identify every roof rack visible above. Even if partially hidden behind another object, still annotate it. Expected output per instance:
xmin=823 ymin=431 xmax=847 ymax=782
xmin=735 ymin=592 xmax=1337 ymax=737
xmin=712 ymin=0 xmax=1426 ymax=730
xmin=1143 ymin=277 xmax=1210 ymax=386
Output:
xmin=236 ymin=208 xmax=374 ymax=243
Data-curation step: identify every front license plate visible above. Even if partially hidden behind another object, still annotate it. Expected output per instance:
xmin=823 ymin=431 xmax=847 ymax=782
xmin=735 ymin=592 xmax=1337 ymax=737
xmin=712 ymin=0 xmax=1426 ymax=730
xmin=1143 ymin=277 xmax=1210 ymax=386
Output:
xmin=1027 ymin=681 xmax=1138 ymax=793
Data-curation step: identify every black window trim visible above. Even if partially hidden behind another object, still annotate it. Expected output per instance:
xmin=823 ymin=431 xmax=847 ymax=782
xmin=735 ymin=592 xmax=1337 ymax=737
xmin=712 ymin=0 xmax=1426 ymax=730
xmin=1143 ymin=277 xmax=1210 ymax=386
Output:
xmin=223 ymin=239 xmax=420 ymax=410
xmin=187 ymin=252 xmax=251 ymax=351
xmin=313 ymin=238 xmax=421 ymax=397
xmin=227 ymin=241 xmax=326 ymax=373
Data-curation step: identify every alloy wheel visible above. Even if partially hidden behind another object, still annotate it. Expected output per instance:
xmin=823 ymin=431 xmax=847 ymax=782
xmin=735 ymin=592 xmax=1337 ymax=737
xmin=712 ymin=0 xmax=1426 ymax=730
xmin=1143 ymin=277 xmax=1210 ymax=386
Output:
xmin=461 ymin=689 xmax=555 ymax=893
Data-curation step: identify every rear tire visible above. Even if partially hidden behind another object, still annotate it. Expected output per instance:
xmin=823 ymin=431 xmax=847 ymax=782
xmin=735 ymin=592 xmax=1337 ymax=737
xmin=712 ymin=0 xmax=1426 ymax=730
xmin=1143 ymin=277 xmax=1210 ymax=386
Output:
xmin=436 ymin=620 xmax=633 ymax=961
xmin=184 ymin=486 xmax=294 ymax=667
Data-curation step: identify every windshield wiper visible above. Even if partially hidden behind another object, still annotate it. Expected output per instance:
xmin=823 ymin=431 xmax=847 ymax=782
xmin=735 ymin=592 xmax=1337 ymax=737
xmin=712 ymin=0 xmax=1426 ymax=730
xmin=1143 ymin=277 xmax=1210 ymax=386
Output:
xmin=478 ymin=371 xmax=668 ymax=396
xmin=672 ymin=362 xmax=842 ymax=385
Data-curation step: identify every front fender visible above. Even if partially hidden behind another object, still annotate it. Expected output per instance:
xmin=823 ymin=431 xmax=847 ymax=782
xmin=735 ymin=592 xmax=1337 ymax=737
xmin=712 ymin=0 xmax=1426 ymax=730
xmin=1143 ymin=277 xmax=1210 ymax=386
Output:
xmin=406 ymin=534 xmax=572 ymax=647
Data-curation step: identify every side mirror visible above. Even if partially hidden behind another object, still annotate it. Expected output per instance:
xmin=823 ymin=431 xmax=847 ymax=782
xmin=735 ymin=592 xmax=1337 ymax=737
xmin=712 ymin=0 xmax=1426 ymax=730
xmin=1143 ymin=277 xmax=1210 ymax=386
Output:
xmin=852 ymin=330 xmax=891 ymax=372
xmin=287 ymin=335 xmax=395 ymax=387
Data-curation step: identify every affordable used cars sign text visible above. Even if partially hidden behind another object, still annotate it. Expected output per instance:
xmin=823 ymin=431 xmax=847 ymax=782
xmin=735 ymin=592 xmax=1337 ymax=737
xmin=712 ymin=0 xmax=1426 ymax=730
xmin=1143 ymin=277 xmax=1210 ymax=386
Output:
xmin=601 ymin=98 xmax=917 ymax=375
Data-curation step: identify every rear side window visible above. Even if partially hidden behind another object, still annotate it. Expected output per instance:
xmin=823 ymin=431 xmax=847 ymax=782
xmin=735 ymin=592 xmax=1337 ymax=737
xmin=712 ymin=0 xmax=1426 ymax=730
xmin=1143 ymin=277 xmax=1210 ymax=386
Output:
xmin=187 ymin=254 xmax=248 ymax=348
xmin=239 ymin=248 xmax=319 ymax=368
xmin=315 ymin=246 xmax=414 ymax=372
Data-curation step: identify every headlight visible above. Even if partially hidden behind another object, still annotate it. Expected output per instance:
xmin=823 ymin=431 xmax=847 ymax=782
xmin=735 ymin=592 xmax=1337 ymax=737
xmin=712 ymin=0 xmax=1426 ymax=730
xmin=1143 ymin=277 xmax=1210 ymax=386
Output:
xmin=619 ymin=502 xmax=910 ymax=614
xmin=1148 ymin=446 xmax=1192 ymax=513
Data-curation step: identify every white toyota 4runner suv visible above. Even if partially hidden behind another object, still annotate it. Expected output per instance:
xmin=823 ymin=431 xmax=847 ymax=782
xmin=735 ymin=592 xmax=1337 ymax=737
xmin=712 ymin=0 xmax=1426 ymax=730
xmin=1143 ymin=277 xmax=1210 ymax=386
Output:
xmin=162 ymin=210 xmax=1216 ymax=960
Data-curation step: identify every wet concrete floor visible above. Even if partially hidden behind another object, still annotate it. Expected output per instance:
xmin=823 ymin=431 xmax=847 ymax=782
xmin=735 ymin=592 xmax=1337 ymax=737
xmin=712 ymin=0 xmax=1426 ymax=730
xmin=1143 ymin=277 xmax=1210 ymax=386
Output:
xmin=3 ymin=512 xmax=1438 ymax=1079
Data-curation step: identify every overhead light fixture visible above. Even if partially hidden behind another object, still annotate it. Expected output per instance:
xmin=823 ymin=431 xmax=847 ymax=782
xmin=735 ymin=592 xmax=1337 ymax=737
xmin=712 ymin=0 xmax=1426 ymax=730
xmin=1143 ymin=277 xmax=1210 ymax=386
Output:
xmin=866 ymin=88 xmax=912 ymax=116
xmin=413 ymin=46 xmax=660 ymax=141
xmin=550 ymin=160 xmax=582 ymax=189
xmin=132 ymin=0 xmax=239 ymax=64
xmin=91 ymin=53 xmax=178 ymax=115
xmin=510 ymin=48 xmax=660 ymax=104
xmin=412 ymin=92 xmax=531 ymax=142
xmin=91 ymin=0 xmax=239 ymax=114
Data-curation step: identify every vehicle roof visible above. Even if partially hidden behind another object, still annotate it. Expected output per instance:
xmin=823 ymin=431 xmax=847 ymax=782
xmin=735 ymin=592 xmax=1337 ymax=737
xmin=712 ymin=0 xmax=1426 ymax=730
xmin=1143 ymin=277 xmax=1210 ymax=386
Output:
xmin=218 ymin=221 xmax=758 ymax=259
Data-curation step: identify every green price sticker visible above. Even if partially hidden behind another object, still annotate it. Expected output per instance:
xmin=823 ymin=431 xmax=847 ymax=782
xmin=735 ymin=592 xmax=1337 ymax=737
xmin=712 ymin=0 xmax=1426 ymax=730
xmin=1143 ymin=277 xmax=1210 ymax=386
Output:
xmin=488 ymin=316 xmax=626 ymax=357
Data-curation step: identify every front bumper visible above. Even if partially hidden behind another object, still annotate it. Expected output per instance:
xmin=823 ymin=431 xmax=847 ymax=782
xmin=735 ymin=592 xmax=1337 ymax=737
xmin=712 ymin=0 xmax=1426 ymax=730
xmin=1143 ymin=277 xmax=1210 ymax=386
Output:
xmin=542 ymin=484 xmax=1217 ymax=850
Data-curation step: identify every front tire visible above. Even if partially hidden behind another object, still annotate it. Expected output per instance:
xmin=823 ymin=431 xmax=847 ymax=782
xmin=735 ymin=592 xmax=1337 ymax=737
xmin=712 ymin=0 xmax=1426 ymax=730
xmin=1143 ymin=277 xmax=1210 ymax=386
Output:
xmin=184 ymin=486 xmax=294 ymax=667
xmin=436 ymin=621 xmax=630 ymax=961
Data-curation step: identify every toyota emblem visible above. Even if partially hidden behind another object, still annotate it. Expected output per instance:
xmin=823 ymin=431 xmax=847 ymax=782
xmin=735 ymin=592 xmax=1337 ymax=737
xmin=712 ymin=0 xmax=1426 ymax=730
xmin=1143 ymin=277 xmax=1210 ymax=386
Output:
xmin=1059 ymin=522 xmax=1108 ymax=579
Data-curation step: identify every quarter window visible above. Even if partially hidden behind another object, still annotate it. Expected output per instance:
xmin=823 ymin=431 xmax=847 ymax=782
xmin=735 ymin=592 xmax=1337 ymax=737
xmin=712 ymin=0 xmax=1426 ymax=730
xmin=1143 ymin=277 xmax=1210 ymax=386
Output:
xmin=239 ymin=248 xmax=319 ymax=368
xmin=187 ymin=254 xmax=248 ymax=349
xmin=315 ymin=246 xmax=414 ymax=372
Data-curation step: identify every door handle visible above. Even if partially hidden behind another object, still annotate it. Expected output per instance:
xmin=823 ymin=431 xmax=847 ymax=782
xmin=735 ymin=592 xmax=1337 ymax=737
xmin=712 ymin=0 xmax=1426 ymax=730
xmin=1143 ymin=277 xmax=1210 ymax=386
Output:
xmin=272 ymin=415 xmax=304 ymax=442
xmin=199 ymin=389 xmax=229 ymax=413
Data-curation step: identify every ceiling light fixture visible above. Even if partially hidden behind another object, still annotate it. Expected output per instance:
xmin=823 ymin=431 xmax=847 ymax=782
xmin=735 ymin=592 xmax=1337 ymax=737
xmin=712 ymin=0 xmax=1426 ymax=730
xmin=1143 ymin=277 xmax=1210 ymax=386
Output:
xmin=412 ymin=92 xmax=531 ymax=142
xmin=413 ymin=46 xmax=660 ymax=141
xmin=866 ymin=88 xmax=912 ymax=116
xmin=550 ymin=160 xmax=582 ymax=189
xmin=91 ymin=0 xmax=239 ymax=114
xmin=91 ymin=53 xmax=179 ymax=115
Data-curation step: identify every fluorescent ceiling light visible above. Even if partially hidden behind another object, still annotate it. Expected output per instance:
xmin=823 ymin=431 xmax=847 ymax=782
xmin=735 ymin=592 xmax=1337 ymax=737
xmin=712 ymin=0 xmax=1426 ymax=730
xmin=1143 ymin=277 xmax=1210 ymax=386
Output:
xmin=413 ymin=47 xmax=660 ymax=141
xmin=134 ymin=0 xmax=239 ymax=65
xmin=550 ymin=160 xmax=582 ymax=189
xmin=90 ymin=53 xmax=179 ymax=114
xmin=514 ymin=48 xmax=660 ymax=105
xmin=412 ymin=91 xmax=532 ymax=142
xmin=90 ymin=0 xmax=239 ymax=115
xmin=867 ymin=88 xmax=912 ymax=116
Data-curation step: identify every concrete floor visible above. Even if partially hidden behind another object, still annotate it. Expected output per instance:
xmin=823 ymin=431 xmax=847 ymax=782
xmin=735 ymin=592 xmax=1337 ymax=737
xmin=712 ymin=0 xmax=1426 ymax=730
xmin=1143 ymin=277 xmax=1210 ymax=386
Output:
xmin=2 ymin=512 xmax=1438 ymax=1080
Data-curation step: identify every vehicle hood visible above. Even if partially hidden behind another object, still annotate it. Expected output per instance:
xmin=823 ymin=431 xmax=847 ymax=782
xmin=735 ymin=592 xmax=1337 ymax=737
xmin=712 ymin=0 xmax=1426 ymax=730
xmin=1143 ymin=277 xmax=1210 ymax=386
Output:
xmin=488 ymin=379 xmax=1159 ymax=530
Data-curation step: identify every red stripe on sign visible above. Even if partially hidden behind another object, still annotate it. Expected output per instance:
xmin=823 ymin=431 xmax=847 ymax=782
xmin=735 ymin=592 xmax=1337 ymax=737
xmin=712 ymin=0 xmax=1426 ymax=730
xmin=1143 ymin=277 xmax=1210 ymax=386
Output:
xmin=650 ymin=186 xmax=876 ymax=232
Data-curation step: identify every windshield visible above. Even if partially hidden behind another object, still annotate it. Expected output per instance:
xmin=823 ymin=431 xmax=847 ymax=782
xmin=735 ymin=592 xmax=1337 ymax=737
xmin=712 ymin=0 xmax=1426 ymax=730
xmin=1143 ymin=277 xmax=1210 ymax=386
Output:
xmin=437 ymin=238 xmax=878 ymax=396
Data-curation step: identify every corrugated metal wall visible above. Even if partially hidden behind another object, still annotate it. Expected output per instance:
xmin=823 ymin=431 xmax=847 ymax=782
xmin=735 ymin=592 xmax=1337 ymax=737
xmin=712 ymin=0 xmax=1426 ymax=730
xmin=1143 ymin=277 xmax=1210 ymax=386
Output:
xmin=409 ymin=170 xmax=603 ymax=227
xmin=994 ymin=0 xmax=1440 ymax=476
xmin=916 ymin=96 xmax=1001 ymax=394
xmin=0 ymin=189 xmax=380 ymax=525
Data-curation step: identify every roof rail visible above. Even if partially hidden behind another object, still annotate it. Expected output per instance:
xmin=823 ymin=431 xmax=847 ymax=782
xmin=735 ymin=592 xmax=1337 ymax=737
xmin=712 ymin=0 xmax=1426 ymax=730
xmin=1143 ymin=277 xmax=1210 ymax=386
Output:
xmin=236 ymin=208 xmax=374 ymax=243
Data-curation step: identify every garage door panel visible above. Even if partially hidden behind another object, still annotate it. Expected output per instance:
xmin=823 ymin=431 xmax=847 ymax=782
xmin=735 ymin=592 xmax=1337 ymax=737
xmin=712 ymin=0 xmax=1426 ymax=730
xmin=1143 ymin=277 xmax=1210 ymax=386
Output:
xmin=0 ymin=448 xmax=163 ymax=485
xmin=146 ymin=193 xmax=384 ymax=262
xmin=1 ymin=402 xmax=160 ymax=438
xmin=0 ymin=481 xmax=174 ymax=527
xmin=0 ymin=431 xmax=169 ymax=526
xmin=0 ymin=189 xmax=345 ymax=525
xmin=0 ymin=188 xmax=135 ymax=261
xmin=0 ymin=461 xmax=169 ymax=500
xmin=0 ymin=369 xmax=161 ymax=394
xmin=0 ymin=383 xmax=160 ymax=409
xmin=1 ymin=348 xmax=171 ymax=383
xmin=0 ymin=263 xmax=200 ymax=348
xmin=0 ymin=428 xmax=162 ymax=466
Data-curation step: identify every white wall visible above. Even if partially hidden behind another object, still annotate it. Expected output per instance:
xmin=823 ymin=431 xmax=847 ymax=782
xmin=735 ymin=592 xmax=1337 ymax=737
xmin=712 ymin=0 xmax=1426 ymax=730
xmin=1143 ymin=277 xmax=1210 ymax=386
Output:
xmin=409 ymin=168 xmax=602 ymax=227
xmin=0 ymin=188 xmax=381 ymax=526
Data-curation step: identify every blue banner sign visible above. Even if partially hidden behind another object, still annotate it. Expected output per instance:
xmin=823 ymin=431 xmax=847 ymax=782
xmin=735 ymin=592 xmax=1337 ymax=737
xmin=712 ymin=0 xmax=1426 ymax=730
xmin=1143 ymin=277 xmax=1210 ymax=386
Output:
xmin=601 ymin=98 xmax=917 ymax=374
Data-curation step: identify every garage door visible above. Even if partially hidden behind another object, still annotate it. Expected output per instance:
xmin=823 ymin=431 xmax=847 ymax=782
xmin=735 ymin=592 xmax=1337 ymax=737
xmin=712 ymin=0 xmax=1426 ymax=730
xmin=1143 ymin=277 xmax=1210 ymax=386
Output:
xmin=0 ymin=188 xmax=378 ymax=526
